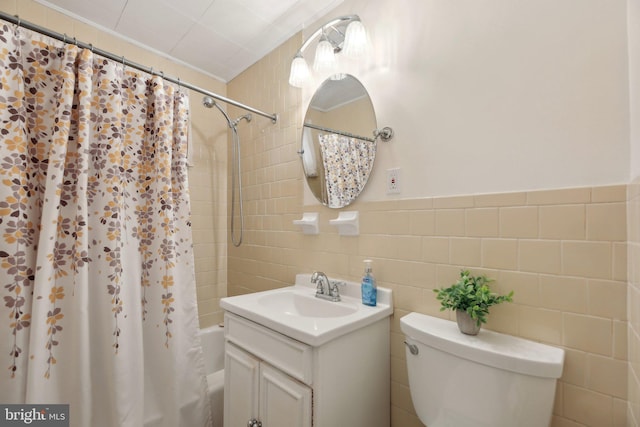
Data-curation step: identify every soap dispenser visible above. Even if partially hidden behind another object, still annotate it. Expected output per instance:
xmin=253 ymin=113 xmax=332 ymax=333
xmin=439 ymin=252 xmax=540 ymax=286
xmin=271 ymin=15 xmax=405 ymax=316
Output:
xmin=361 ymin=259 xmax=377 ymax=306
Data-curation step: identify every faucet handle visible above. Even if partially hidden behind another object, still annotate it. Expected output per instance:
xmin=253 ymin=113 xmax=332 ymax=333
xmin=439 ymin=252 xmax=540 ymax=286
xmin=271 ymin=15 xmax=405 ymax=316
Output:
xmin=329 ymin=284 xmax=338 ymax=297
xmin=328 ymin=280 xmax=345 ymax=297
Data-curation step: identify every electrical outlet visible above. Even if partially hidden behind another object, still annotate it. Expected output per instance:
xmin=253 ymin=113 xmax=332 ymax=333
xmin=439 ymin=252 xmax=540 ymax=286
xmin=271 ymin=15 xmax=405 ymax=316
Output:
xmin=386 ymin=168 xmax=401 ymax=194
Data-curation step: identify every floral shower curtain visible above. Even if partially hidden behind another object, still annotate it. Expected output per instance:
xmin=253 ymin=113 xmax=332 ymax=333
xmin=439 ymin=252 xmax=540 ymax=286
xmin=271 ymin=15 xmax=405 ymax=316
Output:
xmin=0 ymin=22 xmax=211 ymax=427
xmin=319 ymin=133 xmax=376 ymax=207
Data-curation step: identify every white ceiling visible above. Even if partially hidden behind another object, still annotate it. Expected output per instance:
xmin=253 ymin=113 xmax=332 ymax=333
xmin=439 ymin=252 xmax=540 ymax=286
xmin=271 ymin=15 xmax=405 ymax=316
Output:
xmin=37 ymin=0 xmax=343 ymax=82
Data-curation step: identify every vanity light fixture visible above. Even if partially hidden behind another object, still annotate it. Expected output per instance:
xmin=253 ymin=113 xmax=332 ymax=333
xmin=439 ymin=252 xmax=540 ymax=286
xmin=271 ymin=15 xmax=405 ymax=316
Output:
xmin=342 ymin=19 xmax=367 ymax=58
xmin=313 ymin=31 xmax=337 ymax=74
xmin=289 ymin=52 xmax=310 ymax=87
xmin=288 ymin=15 xmax=368 ymax=88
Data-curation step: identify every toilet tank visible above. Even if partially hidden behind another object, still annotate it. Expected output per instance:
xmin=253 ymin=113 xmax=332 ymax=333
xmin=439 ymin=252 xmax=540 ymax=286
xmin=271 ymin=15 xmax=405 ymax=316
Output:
xmin=400 ymin=312 xmax=564 ymax=427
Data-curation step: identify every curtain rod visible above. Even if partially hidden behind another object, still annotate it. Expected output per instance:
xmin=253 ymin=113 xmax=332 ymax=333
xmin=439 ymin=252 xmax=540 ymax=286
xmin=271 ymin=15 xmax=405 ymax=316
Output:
xmin=303 ymin=122 xmax=376 ymax=143
xmin=0 ymin=12 xmax=278 ymax=124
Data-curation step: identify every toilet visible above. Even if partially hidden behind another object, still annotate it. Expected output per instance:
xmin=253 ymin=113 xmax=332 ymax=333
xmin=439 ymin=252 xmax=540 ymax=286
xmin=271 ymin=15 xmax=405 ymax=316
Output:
xmin=400 ymin=312 xmax=564 ymax=427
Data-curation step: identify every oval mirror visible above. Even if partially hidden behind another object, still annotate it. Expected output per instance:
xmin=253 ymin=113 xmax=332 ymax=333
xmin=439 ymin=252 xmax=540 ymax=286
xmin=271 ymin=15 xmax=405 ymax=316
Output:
xmin=300 ymin=74 xmax=377 ymax=208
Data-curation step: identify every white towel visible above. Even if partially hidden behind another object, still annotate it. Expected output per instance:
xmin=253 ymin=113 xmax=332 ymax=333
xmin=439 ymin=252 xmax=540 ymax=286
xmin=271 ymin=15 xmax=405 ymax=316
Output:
xmin=301 ymin=126 xmax=318 ymax=177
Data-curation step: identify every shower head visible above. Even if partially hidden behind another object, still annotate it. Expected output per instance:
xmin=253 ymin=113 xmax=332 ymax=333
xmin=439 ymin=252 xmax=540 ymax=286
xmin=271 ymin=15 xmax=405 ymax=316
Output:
xmin=232 ymin=113 xmax=252 ymax=126
xmin=203 ymin=95 xmax=233 ymax=128
xmin=202 ymin=95 xmax=252 ymax=129
xmin=202 ymin=96 xmax=216 ymax=109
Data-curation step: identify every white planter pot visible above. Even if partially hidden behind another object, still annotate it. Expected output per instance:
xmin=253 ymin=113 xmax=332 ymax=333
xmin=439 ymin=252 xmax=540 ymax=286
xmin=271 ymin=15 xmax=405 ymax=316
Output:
xmin=456 ymin=309 xmax=481 ymax=335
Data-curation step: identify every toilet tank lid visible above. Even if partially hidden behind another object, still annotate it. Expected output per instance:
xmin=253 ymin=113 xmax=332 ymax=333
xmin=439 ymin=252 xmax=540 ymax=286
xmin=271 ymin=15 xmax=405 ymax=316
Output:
xmin=400 ymin=312 xmax=565 ymax=379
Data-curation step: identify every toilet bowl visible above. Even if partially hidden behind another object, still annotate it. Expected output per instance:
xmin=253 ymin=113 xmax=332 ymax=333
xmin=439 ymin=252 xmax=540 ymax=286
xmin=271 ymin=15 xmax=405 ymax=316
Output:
xmin=400 ymin=312 xmax=564 ymax=427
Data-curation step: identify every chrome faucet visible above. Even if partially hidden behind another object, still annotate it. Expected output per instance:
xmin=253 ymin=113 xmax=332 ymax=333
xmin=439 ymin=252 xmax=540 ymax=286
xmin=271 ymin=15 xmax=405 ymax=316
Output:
xmin=310 ymin=271 xmax=341 ymax=302
xmin=311 ymin=271 xmax=330 ymax=296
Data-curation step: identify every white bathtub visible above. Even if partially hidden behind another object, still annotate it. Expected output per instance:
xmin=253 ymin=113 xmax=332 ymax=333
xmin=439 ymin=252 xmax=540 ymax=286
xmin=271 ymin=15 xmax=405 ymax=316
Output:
xmin=199 ymin=324 xmax=225 ymax=427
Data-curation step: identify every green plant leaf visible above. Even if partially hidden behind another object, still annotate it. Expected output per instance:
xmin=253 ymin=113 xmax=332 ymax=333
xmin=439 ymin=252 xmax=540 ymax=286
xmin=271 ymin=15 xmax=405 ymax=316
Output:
xmin=433 ymin=270 xmax=513 ymax=325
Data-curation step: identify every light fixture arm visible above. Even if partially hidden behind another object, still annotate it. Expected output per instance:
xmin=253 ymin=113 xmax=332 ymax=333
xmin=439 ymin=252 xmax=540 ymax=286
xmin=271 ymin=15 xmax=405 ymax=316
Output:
xmin=295 ymin=14 xmax=361 ymax=58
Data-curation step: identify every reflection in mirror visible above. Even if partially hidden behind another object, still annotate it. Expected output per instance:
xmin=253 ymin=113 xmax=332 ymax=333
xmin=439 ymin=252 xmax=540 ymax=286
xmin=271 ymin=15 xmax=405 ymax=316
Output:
xmin=301 ymin=74 xmax=377 ymax=208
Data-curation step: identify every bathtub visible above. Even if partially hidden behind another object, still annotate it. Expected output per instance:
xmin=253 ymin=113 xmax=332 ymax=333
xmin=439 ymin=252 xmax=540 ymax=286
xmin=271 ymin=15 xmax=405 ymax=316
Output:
xmin=199 ymin=324 xmax=225 ymax=427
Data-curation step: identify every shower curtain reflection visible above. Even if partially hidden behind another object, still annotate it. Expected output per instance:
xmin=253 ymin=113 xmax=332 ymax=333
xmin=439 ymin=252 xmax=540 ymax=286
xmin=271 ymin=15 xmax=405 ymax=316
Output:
xmin=319 ymin=134 xmax=377 ymax=207
xmin=0 ymin=21 xmax=211 ymax=427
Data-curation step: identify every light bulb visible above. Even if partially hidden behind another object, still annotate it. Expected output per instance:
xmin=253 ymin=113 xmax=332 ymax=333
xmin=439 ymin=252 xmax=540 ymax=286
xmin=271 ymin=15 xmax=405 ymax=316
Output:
xmin=313 ymin=34 xmax=336 ymax=75
xmin=343 ymin=19 xmax=367 ymax=58
xmin=288 ymin=54 xmax=310 ymax=87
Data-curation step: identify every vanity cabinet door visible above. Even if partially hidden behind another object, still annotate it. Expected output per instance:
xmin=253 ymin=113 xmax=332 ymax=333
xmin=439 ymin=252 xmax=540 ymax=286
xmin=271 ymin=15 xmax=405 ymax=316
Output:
xmin=224 ymin=342 xmax=259 ymax=427
xmin=224 ymin=341 xmax=312 ymax=427
xmin=259 ymin=363 xmax=312 ymax=427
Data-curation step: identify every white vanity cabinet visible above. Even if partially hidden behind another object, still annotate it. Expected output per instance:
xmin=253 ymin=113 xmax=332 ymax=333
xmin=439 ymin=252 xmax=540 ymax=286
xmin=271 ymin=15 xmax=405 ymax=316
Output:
xmin=223 ymin=311 xmax=390 ymax=427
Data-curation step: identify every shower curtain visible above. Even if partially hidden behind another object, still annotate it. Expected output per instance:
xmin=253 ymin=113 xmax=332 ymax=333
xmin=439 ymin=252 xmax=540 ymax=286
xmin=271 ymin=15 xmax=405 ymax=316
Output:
xmin=0 ymin=22 xmax=211 ymax=427
xmin=319 ymin=133 xmax=376 ymax=207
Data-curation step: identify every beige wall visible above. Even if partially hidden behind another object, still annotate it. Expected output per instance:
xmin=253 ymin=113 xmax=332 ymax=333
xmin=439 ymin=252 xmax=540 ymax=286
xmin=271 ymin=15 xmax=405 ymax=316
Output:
xmin=227 ymin=33 xmax=630 ymax=427
xmin=0 ymin=0 xmax=230 ymax=327
xmin=226 ymin=35 xmax=304 ymax=296
xmin=630 ymin=0 xmax=640 ymax=179
xmin=628 ymin=211 xmax=640 ymax=420
xmin=628 ymin=0 xmax=640 ymax=424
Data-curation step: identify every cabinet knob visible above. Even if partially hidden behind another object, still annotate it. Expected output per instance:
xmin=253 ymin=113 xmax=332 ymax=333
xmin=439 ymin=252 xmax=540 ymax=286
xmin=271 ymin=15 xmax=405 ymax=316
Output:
xmin=247 ymin=418 xmax=262 ymax=427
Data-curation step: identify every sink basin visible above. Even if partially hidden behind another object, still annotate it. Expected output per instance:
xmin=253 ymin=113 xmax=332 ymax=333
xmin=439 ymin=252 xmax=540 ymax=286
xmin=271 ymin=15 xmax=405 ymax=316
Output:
xmin=257 ymin=291 xmax=358 ymax=318
xmin=220 ymin=273 xmax=393 ymax=346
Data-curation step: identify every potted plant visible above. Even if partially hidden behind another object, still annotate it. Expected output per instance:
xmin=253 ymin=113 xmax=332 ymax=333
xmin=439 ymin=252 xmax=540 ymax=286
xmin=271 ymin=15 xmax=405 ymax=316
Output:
xmin=434 ymin=270 xmax=513 ymax=335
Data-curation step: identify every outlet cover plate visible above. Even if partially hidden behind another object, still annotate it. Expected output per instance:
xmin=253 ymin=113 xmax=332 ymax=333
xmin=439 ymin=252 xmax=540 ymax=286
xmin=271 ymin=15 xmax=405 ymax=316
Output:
xmin=386 ymin=168 xmax=401 ymax=194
